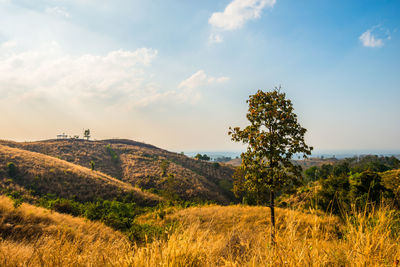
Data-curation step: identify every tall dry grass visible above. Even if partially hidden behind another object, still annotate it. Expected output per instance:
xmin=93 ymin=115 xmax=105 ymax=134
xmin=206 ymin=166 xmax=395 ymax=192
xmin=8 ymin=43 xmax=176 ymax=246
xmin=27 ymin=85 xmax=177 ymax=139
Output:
xmin=0 ymin=196 xmax=131 ymax=266
xmin=1 ymin=197 xmax=399 ymax=266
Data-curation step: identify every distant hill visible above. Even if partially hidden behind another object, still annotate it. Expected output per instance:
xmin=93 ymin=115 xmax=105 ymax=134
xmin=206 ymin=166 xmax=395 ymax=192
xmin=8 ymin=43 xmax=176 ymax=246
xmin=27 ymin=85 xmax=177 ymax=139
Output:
xmin=0 ymin=144 xmax=161 ymax=205
xmin=226 ymin=157 xmax=339 ymax=169
xmin=0 ymin=139 xmax=235 ymax=204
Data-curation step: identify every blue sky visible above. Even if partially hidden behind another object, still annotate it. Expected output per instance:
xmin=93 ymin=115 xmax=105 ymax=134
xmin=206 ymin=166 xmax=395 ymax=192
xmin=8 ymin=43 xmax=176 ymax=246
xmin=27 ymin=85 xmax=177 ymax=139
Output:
xmin=0 ymin=0 xmax=399 ymax=153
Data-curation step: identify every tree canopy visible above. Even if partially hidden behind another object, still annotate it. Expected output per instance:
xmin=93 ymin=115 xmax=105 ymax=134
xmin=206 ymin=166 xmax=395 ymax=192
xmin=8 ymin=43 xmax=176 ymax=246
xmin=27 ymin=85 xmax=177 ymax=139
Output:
xmin=229 ymin=88 xmax=312 ymax=244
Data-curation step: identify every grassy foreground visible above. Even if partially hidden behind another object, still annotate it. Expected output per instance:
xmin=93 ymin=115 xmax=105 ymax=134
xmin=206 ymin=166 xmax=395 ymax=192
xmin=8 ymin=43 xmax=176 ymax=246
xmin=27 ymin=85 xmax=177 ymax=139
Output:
xmin=1 ymin=196 xmax=399 ymax=266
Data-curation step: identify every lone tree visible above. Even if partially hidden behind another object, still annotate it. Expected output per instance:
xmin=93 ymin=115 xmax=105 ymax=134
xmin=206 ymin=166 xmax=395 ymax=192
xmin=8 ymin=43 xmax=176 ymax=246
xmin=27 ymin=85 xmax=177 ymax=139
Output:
xmin=83 ymin=129 xmax=91 ymax=140
xmin=229 ymin=88 xmax=312 ymax=244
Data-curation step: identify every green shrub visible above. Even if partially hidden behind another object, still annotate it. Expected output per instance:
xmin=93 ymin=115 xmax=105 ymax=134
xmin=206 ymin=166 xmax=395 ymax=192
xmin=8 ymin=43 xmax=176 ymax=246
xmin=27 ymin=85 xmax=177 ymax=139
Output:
xmin=349 ymin=171 xmax=390 ymax=209
xmin=105 ymin=144 xmax=119 ymax=163
xmin=160 ymin=160 xmax=169 ymax=177
xmin=317 ymin=175 xmax=350 ymax=214
xmin=6 ymin=191 xmax=23 ymax=208
xmin=128 ymin=223 xmax=164 ymax=243
xmin=7 ymin=162 xmax=17 ymax=177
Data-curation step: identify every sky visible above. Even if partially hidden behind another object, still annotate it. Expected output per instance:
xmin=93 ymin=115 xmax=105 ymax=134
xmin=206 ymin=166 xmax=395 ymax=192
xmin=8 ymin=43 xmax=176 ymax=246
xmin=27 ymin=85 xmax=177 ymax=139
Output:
xmin=0 ymin=0 xmax=399 ymax=153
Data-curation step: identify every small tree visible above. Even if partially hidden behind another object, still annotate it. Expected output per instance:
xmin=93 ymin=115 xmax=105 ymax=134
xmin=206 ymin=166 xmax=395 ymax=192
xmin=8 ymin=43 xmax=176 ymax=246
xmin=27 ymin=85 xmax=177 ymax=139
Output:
xmin=84 ymin=129 xmax=91 ymax=140
xmin=7 ymin=162 xmax=17 ymax=178
xmin=194 ymin=154 xmax=210 ymax=161
xmin=229 ymin=88 xmax=312 ymax=244
xmin=90 ymin=160 xmax=95 ymax=171
xmin=160 ymin=160 xmax=170 ymax=177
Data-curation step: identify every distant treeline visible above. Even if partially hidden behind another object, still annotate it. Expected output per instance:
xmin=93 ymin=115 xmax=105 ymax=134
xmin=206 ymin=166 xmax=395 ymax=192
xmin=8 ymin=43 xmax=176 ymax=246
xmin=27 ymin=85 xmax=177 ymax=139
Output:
xmin=297 ymin=155 xmax=400 ymax=215
xmin=304 ymin=155 xmax=400 ymax=181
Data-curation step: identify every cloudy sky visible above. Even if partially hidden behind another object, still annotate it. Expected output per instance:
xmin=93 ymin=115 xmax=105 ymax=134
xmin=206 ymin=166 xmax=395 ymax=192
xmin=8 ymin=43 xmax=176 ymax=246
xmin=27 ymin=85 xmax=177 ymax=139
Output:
xmin=0 ymin=0 xmax=399 ymax=153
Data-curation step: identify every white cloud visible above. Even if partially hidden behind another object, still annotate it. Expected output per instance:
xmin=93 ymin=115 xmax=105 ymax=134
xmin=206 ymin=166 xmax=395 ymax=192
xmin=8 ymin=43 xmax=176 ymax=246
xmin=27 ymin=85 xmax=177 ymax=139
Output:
xmin=359 ymin=26 xmax=392 ymax=48
xmin=45 ymin=6 xmax=70 ymax=19
xmin=0 ymin=44 xmax=215 ymax=111
xmin=359 ymin=30 xmax=383 ymax=48
xmin=209 ymin=33 xmax=224 ymax=44
xmin=209 ymin=0 xmax=276 ymax=31
xmin=0 ymin=45 xmax=164 ymax=109
xmin=178 ymin=70 xmax=229 ymax=90
xmin=1 ymin=40 xmax=17 ymax=49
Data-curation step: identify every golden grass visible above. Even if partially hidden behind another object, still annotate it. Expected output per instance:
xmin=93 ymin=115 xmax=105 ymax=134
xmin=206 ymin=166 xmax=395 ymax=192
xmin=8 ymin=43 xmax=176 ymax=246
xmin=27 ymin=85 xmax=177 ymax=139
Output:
xmin=2 ymin=194 xmax=399 ymax=266
xmin=0 ymin=144 xmax=161 ymax=204
xmin=133 ymin=205 xmax=400 ymax=266
xmin=0 ymin=196 xmax=131 ymax=266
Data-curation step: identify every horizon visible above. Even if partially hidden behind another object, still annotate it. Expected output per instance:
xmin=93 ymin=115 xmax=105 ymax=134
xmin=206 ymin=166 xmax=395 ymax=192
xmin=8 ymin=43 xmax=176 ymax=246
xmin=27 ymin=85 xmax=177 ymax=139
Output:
xmin=1 ymin=0 xmax=399 ymax=152
xmin=2 ymin=136 xmax=400 ymax=160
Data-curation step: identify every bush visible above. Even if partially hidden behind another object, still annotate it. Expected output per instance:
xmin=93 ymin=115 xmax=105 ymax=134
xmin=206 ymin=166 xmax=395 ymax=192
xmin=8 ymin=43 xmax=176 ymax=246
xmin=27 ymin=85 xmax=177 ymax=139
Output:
xmin=318 ymin=175 xmax=350 ymax=214
xmin=51 ymin=199 xmax=82 ymax=216
xmin=349 ymin=171 xmax=390 ymax=209
xmin=7 ymin=162 xmax=17 ymax=177
xmin=105 ymin=144 xmax=119 ymax=163
xmin=127 ymin=223 xmax=164 ymax=243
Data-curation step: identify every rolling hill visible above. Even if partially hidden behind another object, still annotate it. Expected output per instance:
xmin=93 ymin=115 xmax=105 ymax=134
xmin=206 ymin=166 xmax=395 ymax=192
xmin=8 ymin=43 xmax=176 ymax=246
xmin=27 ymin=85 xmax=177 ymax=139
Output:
xmin=0 ymin=139 xmax=235 ymax=204
xmin=0 ymin=144 xmax=160 ymax=205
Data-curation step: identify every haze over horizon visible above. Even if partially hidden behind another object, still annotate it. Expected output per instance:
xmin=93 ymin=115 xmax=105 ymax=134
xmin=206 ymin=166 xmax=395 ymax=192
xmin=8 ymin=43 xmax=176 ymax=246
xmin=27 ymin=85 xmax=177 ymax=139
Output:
xmin=1 ymin=0 xmax=399 ymax=152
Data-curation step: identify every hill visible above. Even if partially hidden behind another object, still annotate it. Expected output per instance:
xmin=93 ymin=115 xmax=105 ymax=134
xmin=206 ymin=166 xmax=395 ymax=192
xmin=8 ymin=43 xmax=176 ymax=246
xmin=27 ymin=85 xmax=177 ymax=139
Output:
xmin=0 ymin=144 xmax=160 ymax=205
xmin=227 ymin=156 xmax=339 ymax=169
xmin=0 ymin=139 xmax=235 ymax=204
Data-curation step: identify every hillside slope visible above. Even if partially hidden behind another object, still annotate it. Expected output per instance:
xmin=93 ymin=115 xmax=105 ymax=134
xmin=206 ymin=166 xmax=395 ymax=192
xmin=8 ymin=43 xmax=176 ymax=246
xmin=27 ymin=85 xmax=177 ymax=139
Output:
xmin=135 ymin=204 xmax=399 ymax=266
xmin=1 ymin=195 xmax=399 ymax=266
xmin=0 ymin=144 xmax=160 ymax=205
xmin=0 ymin=139 xmax=235 ymax=203
xmin=0 ymin=196 xmax=130 ymax=266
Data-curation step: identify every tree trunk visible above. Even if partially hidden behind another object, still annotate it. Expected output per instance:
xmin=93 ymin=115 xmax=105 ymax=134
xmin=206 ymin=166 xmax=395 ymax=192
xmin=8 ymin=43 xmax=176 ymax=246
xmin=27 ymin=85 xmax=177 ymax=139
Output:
xmin=270 ymin=190 xmax=276 ymax=245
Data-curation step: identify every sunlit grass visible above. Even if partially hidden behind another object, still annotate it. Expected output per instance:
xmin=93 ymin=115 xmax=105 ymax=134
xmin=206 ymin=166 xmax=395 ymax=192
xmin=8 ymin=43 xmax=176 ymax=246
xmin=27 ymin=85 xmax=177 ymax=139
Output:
xmin=1 ymin=195 xmax=399 ymax=266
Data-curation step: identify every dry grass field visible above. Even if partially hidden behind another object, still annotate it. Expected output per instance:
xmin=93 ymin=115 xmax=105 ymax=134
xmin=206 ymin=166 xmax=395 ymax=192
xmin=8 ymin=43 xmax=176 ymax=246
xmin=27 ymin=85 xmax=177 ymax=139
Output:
xmin=0 ymin=144 xmax=160 ymax=205
xmin=1 ymin=195 xmax=399 ymax=266
xmin=0 ymin=139 xmax=234 ymax=203
xmin=0 ymin=196 xmax=132 ymax=266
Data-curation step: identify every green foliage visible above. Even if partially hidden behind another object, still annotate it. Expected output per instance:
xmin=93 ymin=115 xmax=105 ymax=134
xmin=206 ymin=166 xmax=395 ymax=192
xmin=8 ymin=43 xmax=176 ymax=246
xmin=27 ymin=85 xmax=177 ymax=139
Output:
xmin=6 ymin=162 xmax=17 ymax=178
xmin=318 ymin=175 xmax=350 ymax=214
xmin=44 ymin=197 xmax=82 ymax=216
xmin=6 ymin=191 xmax=23 ymax=208
xmin=305 ymin=156 xmax=400 ymax=182
xmin=349 ymin=171 xmax=389 ymax=209
xmin=160 ymin=160 xmax=170 ymax=177
xmin=83 ymin=129 xmax=91 ymax=140
xmin=212 ymin=162 xmax=220 ymax=169
xmin=84 ymin=200 xmax=138 ymax=230
xmin=105 ymin=144 xmax=119 ymax=163
xmin=37 ymin=194 xmax=147 ymax=239
xmin=218 ymin=179 xmax=233 ymax=193
xmin=128 ymin=223 xmax=165 ymax=243
xmin=229 ymin=89 xmax=313 ymax=203
xmin=90 ymin=160 xmax=95 ymax=171
xmin=214 ymin=156 xmax=232 ymax=162
xmin=194 ymin=154 xmax=210 ymax=161
xmin=304 ymin=166 xmax=318 ymax=182
xmin=317 ymin=171 xmax=391 ymax=215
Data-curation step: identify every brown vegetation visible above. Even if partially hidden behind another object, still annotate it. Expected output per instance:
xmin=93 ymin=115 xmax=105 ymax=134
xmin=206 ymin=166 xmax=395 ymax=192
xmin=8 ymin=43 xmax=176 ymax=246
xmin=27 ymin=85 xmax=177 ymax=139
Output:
xmin=0 ymin=139 xmax=234 ymax=203
xmin=1 ymin=197 xmax=399 ymax=266
xmin=0 ymin=144 xmax=160 ymax=205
